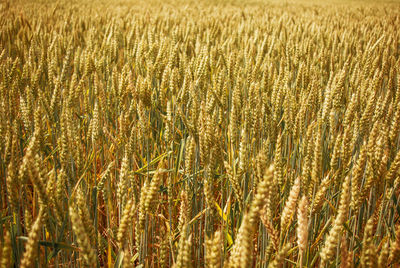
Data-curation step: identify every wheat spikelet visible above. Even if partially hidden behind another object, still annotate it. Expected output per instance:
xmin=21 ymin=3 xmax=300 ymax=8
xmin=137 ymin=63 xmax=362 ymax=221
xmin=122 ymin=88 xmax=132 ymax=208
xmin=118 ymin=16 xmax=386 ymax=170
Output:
xmin=351 ymin=142 xmax=368 ymax=210
xmin=320 ymin=176 xmax=350 ymax=266
xmin=378 ymin=241 xmax=389 ymax=268
xmin=0 ymin=231 xmax=11 ymax=268
xmin=311 ymin=174 xmax=330 ymax=214
xmin=76 ymin=188 xmax=96 ymax=245
xmin=340 ymin=235 xmax=351 ymax=268
xmin=69 ymin=205 xmax=97 ymax=266
xmin=274 ymin=133 xmax=284 ymax=187
xmin=385 ymin=148 xmax=400 ymax=183
xmin=117 ymin=152 xmax=130 ymax=203
xmin=360 ymin=217 xmax=377 ymax=267
xmin=224 ymin=161 xmax=243 ymax=204
xmin=281 ymin=176 xmax=300 ymax=230
xmin=205 ymin=231 xmax=222 ymax=268
xmin=117 ymin=199 xmax=135 ymax=248
xmin=174 ymin=225 xmax=192 ymax=268
xmin=268 ymin=243 xmax=291 ymax=268
xmin=228 ymin=214 xmax=253 ymax=268
xmin=390 ymin=224 xmax=400 ymax=264
xmin=138 ymin=160 xmax=166 ymax=241
xmin=249 ymin=165 xmax=274 ymax=223
xmin=6 ymin=159 xmax=19 ymax=212
xmin=20 ymin=208 xmax=45 ymax=268
xmin=297 ymin=195 xmax=309 ymax=265
xmin=1 ymin=1 xmax=399 ymax=267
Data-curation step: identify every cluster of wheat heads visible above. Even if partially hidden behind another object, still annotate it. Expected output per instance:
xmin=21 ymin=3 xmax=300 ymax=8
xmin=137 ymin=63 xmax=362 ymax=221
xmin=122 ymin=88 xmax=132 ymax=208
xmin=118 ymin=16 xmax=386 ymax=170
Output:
xmin=0 ymin=0 xmax=400 ymax=266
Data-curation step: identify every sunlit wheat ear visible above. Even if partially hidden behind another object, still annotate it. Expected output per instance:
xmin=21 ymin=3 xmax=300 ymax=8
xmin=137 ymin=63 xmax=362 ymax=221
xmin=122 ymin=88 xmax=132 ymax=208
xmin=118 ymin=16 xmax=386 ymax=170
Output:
xmin=224 ymin=161 xmax=243 ymax=204
xmin=178 ymin=189 xmax=190 ymax=232
xmin=320 ymin=176 xmax=350 ymax=266
xmin=261 ymin=214 xmax=280 ymax=251
xmin=229 ymin=166 xmax=274 ymax=267
xmin=280 ymin=176 xmax=300 ymax=230
xmin=389 ymin=101 xmax=400 ymax=145
xmin=228 ymin=214 xmax=253 ymax=268
xmin=268 ymin=243 xmax=291 ymax=268
xmin=390 ymin=224 xmax=400 ymax=264
xmin=0 ymin=230 xmax=12 ymax=268
xmin=340 ymin=235 xmax=352 ymax=268
xmin=69 ymin=205 xmax=97 ymax=266
xmin=137 ymin=180 xmax=149 ymax=248
xmin=184 ymin=135 xmax=196 ymax=175
xmin=297 ymin=196 xmax=309 ymax=266
xmin=174 ymin=225 xmax=192 ymax=268
xmin=229 ymin=86 xmax=241 ymax=143
xmin=98 ymin=161 xmax=114 ymax=193
xmin=343 ymin=92 xmax=358 ymax=128
xmin=340 ymin=125 xmax=353 ymax=174
xmin=238 ymin=127 xmax=248 ymax=175
xmin=330 ymin=131 xmax=343 ymax=171
xmin=385 ymin=148 xmax=400 ymax=184
xmin=311 ymin=174 xmax=330 ymax=214
xmin=274 ymin=132 xmax=283 ymax=187
xmin=6 ymin=159 xmax=19 ymax=213
xmin=249 ymin=164 xmax=274 ymax=223
xmin=205 ymin=231 xmax=222 ymax=268
xmin=302 ymin=125 xmax=315 ymax=196
xmin=20 ymin=208 xmax=45 ymax=268
xmin=351 ymin=141 xmax=368 ymax=211
xmin=56 ymin=168 xmax=67 ymax=211
xmin=91 ymin=101 xmax=100 ymax=143
xmin=117 ymin=151 xmax=130 ymax=204
xmin=360 ymin=217 xmax=377 ymax=267
xmin=137 ymin=160 xmax=166 ymax=248
xmin=310 ymin=120 xmax=322 ymax=196
xmin=46 ymin=169 xmax=62 ymax=222
xmin=360 ymin=89 xmax=377 ymax=137
xmin=76 ymin=188 xmax=96 ymax=245
xmin=117 ymin=199 xmax=135 ymax=248
xmin=159 ymin=225 xmax=170 ymax=268
xmin=254 ymin=146 xmax=268 ymax=186
xmin=378 ymin=241 xmax=390 ymax=268
xmin=30 ymin=154 xmax=50 ymax=210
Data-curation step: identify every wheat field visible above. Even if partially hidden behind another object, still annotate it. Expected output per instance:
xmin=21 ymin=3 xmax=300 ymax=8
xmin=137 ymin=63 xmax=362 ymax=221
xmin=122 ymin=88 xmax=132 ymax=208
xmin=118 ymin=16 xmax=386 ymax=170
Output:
xmin=0 ymin=0 xmax=400 ymax=267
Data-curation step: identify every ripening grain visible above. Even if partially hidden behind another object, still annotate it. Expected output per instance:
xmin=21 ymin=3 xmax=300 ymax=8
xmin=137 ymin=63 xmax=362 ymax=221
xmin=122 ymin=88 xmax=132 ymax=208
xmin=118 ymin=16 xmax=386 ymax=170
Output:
xmin=1 ymin=0 xmax=400 ymax=266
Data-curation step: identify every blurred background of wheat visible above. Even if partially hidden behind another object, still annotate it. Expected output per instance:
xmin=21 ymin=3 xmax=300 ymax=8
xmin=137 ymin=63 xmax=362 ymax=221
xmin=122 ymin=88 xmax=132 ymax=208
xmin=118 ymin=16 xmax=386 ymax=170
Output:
xmin=0 ymin=0 xmax=400 ymax=267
